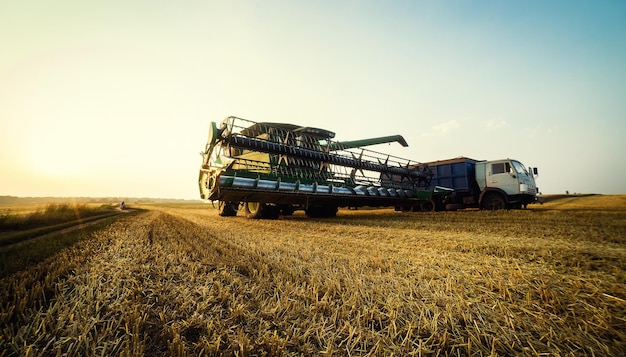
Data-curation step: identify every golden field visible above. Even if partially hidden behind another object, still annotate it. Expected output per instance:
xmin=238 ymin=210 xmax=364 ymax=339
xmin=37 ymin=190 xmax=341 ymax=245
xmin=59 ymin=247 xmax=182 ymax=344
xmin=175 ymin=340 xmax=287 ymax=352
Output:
xmin=1 ymin=195 xmax=625 ymax=356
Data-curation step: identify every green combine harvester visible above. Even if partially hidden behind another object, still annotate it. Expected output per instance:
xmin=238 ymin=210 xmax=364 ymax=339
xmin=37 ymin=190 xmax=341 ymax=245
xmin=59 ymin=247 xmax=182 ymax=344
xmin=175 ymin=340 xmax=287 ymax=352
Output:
xmin=199 ymin=116 xmax=451 ymax=218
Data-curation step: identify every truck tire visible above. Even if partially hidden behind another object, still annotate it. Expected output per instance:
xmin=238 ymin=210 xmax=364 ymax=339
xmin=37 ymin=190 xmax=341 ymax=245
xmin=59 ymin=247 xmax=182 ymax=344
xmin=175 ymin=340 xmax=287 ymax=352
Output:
xmin=244 ymin=202 xmax=279 ymax=219
xmin=481 ymin=193 xmax=507 ymax=210
xmin=420 ymin=200 xmax=435 ymax=212
xmin=218 ymin=201 xmax=239 ymax=217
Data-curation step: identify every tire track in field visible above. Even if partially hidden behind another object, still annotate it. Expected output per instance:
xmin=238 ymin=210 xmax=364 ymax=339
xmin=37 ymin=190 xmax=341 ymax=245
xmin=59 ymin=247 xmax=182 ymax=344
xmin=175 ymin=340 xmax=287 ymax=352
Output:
xmin=0 ymin=214 xmax=120 ymax=253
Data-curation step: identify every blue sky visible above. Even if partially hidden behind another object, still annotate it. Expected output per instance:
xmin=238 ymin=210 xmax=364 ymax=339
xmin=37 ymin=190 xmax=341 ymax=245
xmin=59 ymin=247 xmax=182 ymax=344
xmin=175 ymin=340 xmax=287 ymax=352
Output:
xmin=1 ymin=1 xmax=624 ymax=198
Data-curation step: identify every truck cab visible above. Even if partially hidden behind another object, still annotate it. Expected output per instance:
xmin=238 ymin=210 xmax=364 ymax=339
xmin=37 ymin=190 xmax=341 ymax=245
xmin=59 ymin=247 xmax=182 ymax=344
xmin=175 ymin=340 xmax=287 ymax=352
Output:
xmin=475 ymin=159 xmax=538 ymax=209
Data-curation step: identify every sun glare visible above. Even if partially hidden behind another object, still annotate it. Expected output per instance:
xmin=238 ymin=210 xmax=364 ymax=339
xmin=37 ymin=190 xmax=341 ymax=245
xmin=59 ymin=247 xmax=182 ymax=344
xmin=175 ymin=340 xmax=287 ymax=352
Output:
xmin=26 ymin=131 xmax=92 ymax=178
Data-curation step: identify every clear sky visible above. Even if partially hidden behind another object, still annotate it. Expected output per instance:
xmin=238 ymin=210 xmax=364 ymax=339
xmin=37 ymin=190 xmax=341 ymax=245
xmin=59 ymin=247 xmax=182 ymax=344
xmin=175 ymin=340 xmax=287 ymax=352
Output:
xmin=1 ymin=1 xmax=625 ymax=199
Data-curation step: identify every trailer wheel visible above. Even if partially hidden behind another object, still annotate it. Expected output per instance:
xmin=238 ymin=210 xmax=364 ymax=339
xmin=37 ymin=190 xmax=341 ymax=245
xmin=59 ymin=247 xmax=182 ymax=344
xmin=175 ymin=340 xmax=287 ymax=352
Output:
xmin=218 ymin=201 xmax=239 ymax=217
xmin=244 ymin=202 xmax=279 ymax=219
xmin=482 ymin=193 xmax=507 ymax=210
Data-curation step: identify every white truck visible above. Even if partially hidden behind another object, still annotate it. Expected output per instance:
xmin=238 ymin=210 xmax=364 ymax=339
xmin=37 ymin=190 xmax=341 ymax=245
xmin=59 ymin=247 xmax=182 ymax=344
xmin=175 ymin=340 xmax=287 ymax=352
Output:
xmin=423 ymin=157 xmax=539 ymax=210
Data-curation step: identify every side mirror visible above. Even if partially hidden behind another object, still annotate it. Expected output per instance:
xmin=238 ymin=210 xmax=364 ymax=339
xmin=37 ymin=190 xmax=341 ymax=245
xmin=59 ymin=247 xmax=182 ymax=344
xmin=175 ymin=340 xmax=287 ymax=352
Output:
xmin=533 ymin=167 xmax=538 ymax=175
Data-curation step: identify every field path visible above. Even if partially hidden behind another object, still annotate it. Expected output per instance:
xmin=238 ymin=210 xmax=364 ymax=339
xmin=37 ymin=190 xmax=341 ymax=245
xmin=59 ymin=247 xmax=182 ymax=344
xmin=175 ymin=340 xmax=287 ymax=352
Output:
xmin=0 ymin=214 xmax=124 ymax=253
xmin=0 ymin=206 xmax=138 ymax=253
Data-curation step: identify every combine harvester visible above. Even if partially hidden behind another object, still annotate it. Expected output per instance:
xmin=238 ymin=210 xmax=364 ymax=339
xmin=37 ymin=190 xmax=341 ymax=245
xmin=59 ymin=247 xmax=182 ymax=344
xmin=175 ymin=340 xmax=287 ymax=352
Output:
xmin=198 ymin=116 xmax=450 ymax=218
xmin=198 ymin=116 xmax=540 ymax=218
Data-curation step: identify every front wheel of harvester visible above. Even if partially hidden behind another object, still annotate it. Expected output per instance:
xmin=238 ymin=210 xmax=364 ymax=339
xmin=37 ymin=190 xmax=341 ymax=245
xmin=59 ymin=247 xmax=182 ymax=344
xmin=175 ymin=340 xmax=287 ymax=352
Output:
xmin=244 ymin=202 xmax=279 ymax=219
xmin=481 ymin=193 xmax=507 ymax=210
xmin=244 ymin=201 xmax=263 ymax=219
xmin=218 ymin=201 xmax=239 ymax=216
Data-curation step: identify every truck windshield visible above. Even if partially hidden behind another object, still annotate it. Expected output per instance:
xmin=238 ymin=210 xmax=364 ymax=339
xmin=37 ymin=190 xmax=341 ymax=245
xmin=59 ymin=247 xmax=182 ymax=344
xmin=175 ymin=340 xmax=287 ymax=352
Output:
xmin=511 ymin=160 xmax=529 ymax=176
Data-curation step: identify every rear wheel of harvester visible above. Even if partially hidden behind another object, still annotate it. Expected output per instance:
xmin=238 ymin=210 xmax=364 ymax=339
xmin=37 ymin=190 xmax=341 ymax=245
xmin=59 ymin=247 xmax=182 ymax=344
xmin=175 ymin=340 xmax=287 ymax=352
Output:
xmin=218 ymin=201 xmax=239 ymax=216
xmin=244 ymin=202 xmax=279 ymax=219
xmin=481 ymin=193 xmax=507 ymax=210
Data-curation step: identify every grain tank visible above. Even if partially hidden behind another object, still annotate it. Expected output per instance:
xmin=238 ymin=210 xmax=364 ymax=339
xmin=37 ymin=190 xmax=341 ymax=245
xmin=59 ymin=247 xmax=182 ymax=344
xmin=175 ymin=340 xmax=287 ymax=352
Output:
xmin=199 ymin=116 xmax=449 ymax=218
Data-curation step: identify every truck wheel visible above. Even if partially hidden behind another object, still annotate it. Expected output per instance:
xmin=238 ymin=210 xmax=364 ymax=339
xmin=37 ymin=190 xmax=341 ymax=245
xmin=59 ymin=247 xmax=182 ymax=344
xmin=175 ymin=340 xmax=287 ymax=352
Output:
xmin=218 ymin=201 xmax=239 ymax=216
xmin=482 ymin=193 xmax=507 ymax=210
xmin=420 ymin=200 xmax=435 ymax=212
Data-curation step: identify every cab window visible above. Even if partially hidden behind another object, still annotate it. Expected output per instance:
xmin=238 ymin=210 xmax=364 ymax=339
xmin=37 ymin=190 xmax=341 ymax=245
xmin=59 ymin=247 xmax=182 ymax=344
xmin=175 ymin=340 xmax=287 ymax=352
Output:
xmin=492 ymin=162 xmax=511 ymax=174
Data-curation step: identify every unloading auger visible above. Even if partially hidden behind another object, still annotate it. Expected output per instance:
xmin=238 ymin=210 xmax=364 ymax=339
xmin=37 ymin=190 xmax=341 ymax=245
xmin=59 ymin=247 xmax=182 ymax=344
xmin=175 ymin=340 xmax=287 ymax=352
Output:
xmin=199 ymin=116 xmax=449 ymax=218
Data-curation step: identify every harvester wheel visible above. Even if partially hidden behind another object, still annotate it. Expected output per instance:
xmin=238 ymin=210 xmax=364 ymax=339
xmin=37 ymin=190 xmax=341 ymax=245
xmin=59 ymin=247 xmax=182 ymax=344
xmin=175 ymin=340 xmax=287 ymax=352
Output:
xmin=245 ymin=202 xmax=263 ymax=219
xmin=218 ymin=201 xmax=239 ymax=217
xmin=482 ymin=193 xmax=507 ymax=210
xmin=244 ymin=202 xmax=279 ymax=219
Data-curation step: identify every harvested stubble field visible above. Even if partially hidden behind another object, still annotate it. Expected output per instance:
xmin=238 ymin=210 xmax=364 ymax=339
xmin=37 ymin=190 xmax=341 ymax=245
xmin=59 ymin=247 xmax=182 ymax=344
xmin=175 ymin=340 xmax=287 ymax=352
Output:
xmin=1 ymin=195 xmax=625 ymax=356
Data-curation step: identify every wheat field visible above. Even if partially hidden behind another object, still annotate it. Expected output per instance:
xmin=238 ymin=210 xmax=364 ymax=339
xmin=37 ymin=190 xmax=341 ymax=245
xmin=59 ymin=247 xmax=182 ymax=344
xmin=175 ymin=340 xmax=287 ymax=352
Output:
xmin=1 ymin=195 xmax=624 ymax=356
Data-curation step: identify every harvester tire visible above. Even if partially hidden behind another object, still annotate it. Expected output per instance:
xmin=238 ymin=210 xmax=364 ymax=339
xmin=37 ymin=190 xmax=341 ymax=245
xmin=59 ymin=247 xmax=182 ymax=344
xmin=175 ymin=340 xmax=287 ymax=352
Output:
xmin=245 ymin=202 xmax=279 ymax=219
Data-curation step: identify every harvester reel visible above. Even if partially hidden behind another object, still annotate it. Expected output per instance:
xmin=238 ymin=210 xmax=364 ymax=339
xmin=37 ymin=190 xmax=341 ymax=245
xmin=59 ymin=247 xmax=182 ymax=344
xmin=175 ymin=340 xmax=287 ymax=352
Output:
xmin=349 ymin=150 xmax=366 ymax=182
